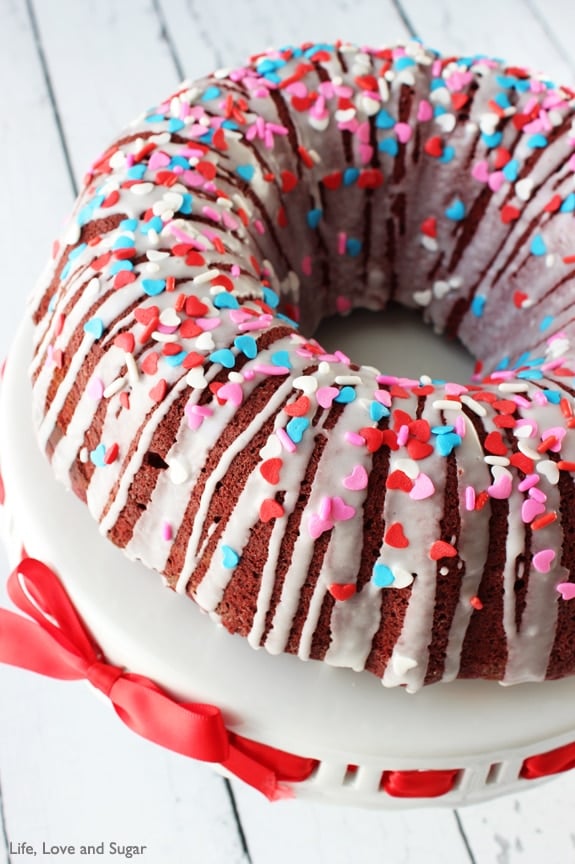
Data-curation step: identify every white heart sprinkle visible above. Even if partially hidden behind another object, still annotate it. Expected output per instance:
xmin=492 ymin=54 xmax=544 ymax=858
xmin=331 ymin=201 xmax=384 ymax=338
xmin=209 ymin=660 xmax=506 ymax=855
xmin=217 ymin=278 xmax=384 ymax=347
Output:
xmin=167 ymin=457 xmax=189 ymax=485
xmin=259 ymin=436 xmax=282 ymax=459
xmin=433 ymin=280 xmax=451 ymax=299
xmin=186 ymin=367 xmax=207 ymax=389
xmin=195 ymin=332 xmax=214 ymax=351
xmin=537 ymin=460 xmax=560 ymax=485
xmin=413 ymin=289 xmax=432 ymax=306
xmin=293 ymin=375 xmax=318 ymax=394
xmin=392 ymin=567 xmax=414 ymax=589
xmin=515 ymin=178 xmax=534 ymax=201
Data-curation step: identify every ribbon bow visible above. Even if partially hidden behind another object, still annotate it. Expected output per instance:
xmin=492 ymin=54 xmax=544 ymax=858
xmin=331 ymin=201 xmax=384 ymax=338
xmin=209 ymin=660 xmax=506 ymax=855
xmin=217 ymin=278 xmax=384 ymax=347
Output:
xmin=0 ymin=558 xmax=316 ymax=800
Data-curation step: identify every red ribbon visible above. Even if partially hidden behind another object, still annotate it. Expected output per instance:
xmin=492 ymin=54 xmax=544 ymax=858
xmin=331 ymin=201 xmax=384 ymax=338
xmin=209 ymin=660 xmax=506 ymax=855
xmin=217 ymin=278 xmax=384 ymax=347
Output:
xmin=520 ymin=740 xmax=575 ymax=780
xmin=382 ymin=769 xmax=459 ymax=798
xmin=0 ymin=558 xmax=317 ymax=800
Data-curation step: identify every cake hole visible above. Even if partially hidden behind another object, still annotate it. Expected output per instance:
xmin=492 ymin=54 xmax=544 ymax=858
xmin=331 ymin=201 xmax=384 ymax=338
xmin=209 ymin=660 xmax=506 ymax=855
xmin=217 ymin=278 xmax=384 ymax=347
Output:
xmin=144 ymin=451 xmax=168 ymax=470
xmin=343 ymin=764 xmax=359 ymax=786
xmin=486 ymin=761 xmax=504 ymax=784
xmin=315 ymin=303 xmax=475 ymax=382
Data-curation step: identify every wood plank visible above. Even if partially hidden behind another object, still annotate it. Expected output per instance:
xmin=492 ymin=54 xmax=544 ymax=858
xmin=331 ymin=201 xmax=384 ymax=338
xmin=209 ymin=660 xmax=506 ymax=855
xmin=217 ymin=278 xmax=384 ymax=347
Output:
xmin=401 ymin=0 xmax=575 ymax=85
xmin=233 ymin=781 xmax=472 ymax=864
xmin=0 ymin=0 xmax=74 ymax=358
xmin=31 ymin=0 xmax=180 ymax=183
xmin=159 ymin=0 xmax=411 ymax=80
xmin=0 ymin=659 xmax=249 ymax=863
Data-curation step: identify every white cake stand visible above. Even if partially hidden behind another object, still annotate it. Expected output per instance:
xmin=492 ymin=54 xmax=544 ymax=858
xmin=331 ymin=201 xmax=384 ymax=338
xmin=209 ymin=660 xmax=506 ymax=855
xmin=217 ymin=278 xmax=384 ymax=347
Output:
xmin=2 ymin=318 xmax=575 ymax=809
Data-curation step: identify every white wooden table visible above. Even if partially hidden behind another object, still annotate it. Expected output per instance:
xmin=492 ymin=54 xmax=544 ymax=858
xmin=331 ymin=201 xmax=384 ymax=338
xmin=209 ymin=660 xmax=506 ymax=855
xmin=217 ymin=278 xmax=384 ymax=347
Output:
xmin=2 ymin=1 xmax=575 ymax=861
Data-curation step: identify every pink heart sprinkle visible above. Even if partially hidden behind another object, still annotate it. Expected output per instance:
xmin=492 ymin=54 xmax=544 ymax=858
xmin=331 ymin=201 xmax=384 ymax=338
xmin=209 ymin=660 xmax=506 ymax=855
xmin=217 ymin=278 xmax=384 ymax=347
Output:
xmin=196 ymin=317 xmax=221 ymax=331
xmin=331 ymin=496 xmax=356 ymax=522
xmin=557 ymin=582 xmax=575 ymax=600
xmin=521 ymin=498 xmax=546 ymax=524
xmin=308 ymin=513 xmax=333 ymax=540
xmin=357 ymin=120 xmax=371 ymax=143
xmin=286 ymin=81 xmax=307 ymax=97
xmin=148 ymin=151 xmax=171 ymax=171
xmin=316 ymin=386 xmax=339 ymax=409
xmin=343 ymin=464 xmax=368 ymax=491
xmin=218 ymin=382 xmax=243 ymax=407
xmin=395 ymin=122 xmax=412 ymax=144
xmin=87 ymin=377 xmax=104 ymax=400
xmin=471 ymin=160 xmax=490 ymax=183
xmin=488 ymin=171 xmax=505 ymax=192
xmin=417 ymin=99 xmax=433 ymax=122
xmin=359 ymin=144 xmax=373 ymax=165
xmin=410 ymin=473 xmax=435 ymax=500
xmin=488 ymin=474 xmax=512 ymax=500
xmin=533 ymin=549 xmax=555 ymax=574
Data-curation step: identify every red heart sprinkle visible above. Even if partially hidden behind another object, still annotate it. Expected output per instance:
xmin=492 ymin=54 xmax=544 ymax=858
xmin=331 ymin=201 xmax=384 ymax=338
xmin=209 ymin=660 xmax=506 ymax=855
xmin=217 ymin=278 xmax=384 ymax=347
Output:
xmin=281 ymin=170 xmax=298 ymax=193
xmin=322 ymin=171 xmax=343 ymax=190
xmin=196 ymin=160 xmax=216 ymax=180
xmin=409 ymin=419 xmax=431 ymax=442
xmin=114 ymin=270 xmax=136 ymax=290
xmin=424 ymin=136 xmax=443 ymax=158
xmin=500 ymin=204 xmax=520 ymax=224
xmin=513 ymin=291 xmax=529 ymax=308
xmin=141 ymin=352 xmax=159 ymax=376
xmin=180 ymin=319 xmax=203 ymax=339
xmin=182 ymin=352 xmax=205 ymax=369
xmin=259 ymin=498 xmax=285 ymax=522
xmin=407 ymin=439 xmax=434 ymax=460
xmin=493 ymin=147 xmax=511 ymax=169
xmin=430 ymin=540 xmax=458 ymax=561
xmin=149 ymin=379 xmax=167 ymax=402
xmin=386 ymin=470 xmax=414 ymax=492
xmin=544 ymin=195 xmax=562 ymax=213
xmin=210 ymin=274 xmax=234 ymax=292
xmin=185 ymin=251 xmax=207 ymax=267
xmin=328 ymin=583 xmax=357 ymax=602
xmin=420 ymin=217 xmax=437 ymax=237
xmin=260 ymin=458 xmax=283 ymax=485
xmin=114 ymin=333 xmax=135 ymax=353
xmin=284 ymin=396 xmax=310 ymax=417
xmin=358 ymin=168 xmax=384 ymax=189
xmin=134 ymin=306 xmax=160 ymax=325
xmin=385 ymin=522 xmax=409 ymax=548
xmin=359 ymin=427 xmax=384 ymax=453
xmin=451 ymin=92 xmax=469 ymax=111
xmin=185 ymin=296 xmax=209 ymax=317
xmin=485 ymin=431 xmax=507 ymax=456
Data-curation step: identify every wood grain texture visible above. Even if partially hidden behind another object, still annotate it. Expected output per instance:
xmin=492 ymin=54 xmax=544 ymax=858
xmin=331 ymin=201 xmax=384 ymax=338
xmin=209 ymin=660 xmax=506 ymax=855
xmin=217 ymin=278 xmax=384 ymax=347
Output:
xmin=2 ymin=1 xmax=575 ymax=861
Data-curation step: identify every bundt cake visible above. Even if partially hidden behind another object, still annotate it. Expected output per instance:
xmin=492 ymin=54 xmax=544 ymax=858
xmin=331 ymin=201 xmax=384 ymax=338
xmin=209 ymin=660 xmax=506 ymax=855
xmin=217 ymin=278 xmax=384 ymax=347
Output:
xmin=29 ymin=40 xmax=575 ymax=692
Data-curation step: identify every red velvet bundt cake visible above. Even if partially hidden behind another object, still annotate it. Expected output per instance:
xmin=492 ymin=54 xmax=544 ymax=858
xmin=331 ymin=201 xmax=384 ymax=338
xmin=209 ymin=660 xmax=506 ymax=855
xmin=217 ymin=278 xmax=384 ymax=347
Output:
xmin=29 ymin=41 xmax=575 ymax=692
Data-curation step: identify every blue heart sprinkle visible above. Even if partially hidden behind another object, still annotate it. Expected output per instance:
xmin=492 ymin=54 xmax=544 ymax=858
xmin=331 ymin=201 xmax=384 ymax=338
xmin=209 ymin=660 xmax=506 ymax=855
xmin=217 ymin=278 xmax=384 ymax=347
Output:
xmin=140 ymin=216 xmax=163 ymax=235
xmin=375 ymin=108 xmax=395 ymax=129
xmin=69 ymin=242 xmax=88 ymax=260
xmin=213 ymin=292 xmax=239 ymax=309
xmin=346 ymin=238 xmax=362 ymax=257
xmin=202 ymin=86 xmax=221 ymax=101
xmin=539 ymin=314 xmax=554 ymax=332
xmin=221 ymin=545 xmax=240 ymax=569
xmin=234 ymin=335 xmax=257 ymax=359
xmin=84 ymin=317 xmax=104 ymax=339
xmin=110 ymin=260 xmax=133 ymax=275
xmin=373 ymin=563 xmax=395 ymax=588
xmin=90 ymin=444 xmax=106 ymax=467
xmin=307 ymin=208 xmax=323 ymax=229
xmin=471 ymin=295 xmax=486 ymax=317
xmin=481 ymin=131 xmax=503 ymax=148
xmin=445 ymin=198 xmax=465 ymax=221
xmin=431 ymin=425 xmax=455 ymax=436
xmin=167 ymin=118 xmax=185 ymax=133
xmin=527 ymin=133 xmax=547 ymax=149
xmin=262 ymin=286 xmax=280 ymax=309
xmin=378 ymin=138 xmax=399 ymax=156
xmin=560 ymin=193 xmax=575 ymax=213
xmin=236 ymin=164 xmax=255 ymax=183
xmin=286 ymin=417 xmax=309 ymax=444
xmin=209 ymin=348 xmax=236 ymax=368
xmin=335 ymin=386 xmax=356 ymax=404
xmin=503 ymin=159 xmax=519 ymax=182
xmin=438 ymin=145 xmax=455 ymax=164
xmin=343 ymin=167 xmax=360 ymax=186
xmin=271 ymin=350 xmax=291 ymax=369
xmin=142 ymin=279 xmax=166 ymax=296
xmin=120 ymin=218 xmax=138 ymax=231
xmin=435 ymin=432 xmax=462 ymax=457
xmin=179 ymin=193 xmax=193 ymax=214
xmin=530 ymin=235 xmax=547 ymax=256
xmin=126 ymin=165 xmax=147 ymax=180
xmin=112 ymin=235 xmax=136 ymax=250
xmin=164 ymin=351 xmax=187 ymax=367
xmin=370 ymin=401 xmax=389 ymax=422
